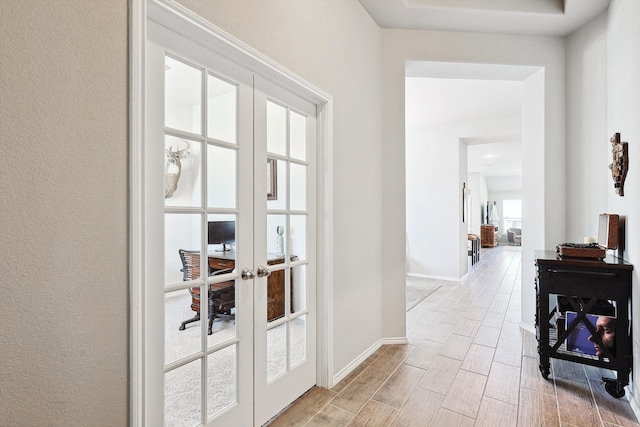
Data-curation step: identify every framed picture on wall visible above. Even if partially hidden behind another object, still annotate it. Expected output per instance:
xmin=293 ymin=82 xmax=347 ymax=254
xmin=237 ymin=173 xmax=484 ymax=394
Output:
xmin=267 ymin=158 xmax=277 ymax=200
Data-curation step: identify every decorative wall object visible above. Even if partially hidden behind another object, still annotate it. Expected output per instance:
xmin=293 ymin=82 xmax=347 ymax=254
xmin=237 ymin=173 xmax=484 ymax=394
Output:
xmin=164 ymin=140 xmax=190 ymax=199
xmin=462 ymin=182 xmax=467 ymax=222
xmin=609 ymin=132 xmax=628 ymax=196
xmin=267 ymin=158 xmax=278 ymax=200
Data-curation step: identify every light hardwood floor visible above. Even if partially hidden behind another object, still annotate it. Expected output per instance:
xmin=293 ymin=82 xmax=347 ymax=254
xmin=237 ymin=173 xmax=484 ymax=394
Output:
xmin=266 ymin=245 xmax=640 ymax=426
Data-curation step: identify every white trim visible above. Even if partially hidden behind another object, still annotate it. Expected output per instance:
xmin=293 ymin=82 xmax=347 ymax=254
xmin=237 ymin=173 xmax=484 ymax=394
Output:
xmin=628 ymin=390 xmax=640 ymax=425
xmin=316 ymin=100 xmax=334 ymax=389
xmin=149 ymin=0 xmax=331 ymax=106
xmin=519 ymin=322 xmax=535 ymax=335
xmin=407 ymin=273 xmax=464 ymax=282
xmin=381 ymin=337 xmax=410 ymax=345
xmin=129 ymin=0 xmax=146 ymax=425
xmin=330 ymin=337 xmax=408 ymax=388
xmin=131 ymin=0 xmax=334 ymax=423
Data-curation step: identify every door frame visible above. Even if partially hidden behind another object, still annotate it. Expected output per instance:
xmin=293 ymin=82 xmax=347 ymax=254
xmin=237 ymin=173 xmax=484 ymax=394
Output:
xmin=129 ymin=0 xmax=334 ymax=425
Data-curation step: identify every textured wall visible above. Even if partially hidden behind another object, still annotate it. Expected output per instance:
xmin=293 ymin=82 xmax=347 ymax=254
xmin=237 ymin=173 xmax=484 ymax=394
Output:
xmin=0 ymin=1 xmax=128 ymax=425
xmin=606 ymin=0 xmax=640 ymax=412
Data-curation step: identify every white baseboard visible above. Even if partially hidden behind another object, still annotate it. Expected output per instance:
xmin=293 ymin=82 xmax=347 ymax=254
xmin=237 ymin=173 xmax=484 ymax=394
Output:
xmin=331 ymin=336 xmax=409 ymax=388
xmin=331 ymin=339 xmax=383 ymax=387
xmin=628 ymin=389 xmax=640 ymax=423
xmin=382 ymin=337 xmax=409 ymax=345
xmin=407 ymin=273 xmax=462 ymax=282
xmin=520 ymin=322 xmax=535 ymax=335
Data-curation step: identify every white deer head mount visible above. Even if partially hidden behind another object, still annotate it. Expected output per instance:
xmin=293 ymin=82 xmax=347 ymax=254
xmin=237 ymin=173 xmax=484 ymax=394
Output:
xmin=164 ymin=140 xmax=190 ymax=199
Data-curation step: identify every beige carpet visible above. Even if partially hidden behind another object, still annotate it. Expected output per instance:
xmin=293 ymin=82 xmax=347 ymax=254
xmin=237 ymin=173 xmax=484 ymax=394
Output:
xmin=164 ymin=290 xmax=305 ymax=426
xmin=406 ymin=276 xmax=442 ymax=311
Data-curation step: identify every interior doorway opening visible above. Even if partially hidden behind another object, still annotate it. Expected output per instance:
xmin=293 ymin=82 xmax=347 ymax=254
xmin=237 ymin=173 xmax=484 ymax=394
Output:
xmin=404 ymin=61 xmax=542 ymax=296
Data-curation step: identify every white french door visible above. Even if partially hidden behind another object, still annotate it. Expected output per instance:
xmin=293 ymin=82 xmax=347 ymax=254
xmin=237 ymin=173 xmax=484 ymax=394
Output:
xmin=144 ymin=10 xmax=317 ymax=427
xmin=253 ymin=76 xmax=317 ymax=424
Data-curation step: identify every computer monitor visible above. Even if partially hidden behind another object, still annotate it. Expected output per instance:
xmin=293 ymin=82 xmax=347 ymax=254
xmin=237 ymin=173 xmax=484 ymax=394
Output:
xmin=208 ymin=221 xmax=235 ymax=252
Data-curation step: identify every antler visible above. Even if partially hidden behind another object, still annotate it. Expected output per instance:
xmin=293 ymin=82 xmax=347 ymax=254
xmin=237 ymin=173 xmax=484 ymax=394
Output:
xmin=165 ymin=141 xmax=191 ymax=162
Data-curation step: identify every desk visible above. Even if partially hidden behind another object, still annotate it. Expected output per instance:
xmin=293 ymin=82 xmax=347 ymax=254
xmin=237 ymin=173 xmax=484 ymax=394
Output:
xmin=535 ymin=250 xmax=633 ymax=397
xmin=207 ymin=250 xmax=295 ymax=322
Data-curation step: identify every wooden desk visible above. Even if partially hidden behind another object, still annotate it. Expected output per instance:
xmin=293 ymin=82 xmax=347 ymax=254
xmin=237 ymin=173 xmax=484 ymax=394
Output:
xmin=535 ymin=250 xmax=633 ymax=397
xmin=207 ymin=250 xmax=295 ymax=322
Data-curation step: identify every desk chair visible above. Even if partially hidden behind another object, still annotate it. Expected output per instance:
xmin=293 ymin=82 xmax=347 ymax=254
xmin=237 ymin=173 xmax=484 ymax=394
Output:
xmin=178 ymin=249 xmax=235 ymax=335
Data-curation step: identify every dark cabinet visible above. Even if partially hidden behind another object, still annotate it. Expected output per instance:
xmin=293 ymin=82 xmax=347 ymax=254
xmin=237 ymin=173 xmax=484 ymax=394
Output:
xmin=481 ymin=225 xmax=497 ymax=247
xmin=535 ymin=250 xmax=633 ymax=397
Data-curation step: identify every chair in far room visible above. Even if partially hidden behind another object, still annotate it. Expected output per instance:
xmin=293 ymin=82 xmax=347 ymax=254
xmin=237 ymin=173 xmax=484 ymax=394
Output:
xmin=507 ymin=228 xmax=522 ymax=246
xmin=178 ymin=249 xmax=235 ymax=335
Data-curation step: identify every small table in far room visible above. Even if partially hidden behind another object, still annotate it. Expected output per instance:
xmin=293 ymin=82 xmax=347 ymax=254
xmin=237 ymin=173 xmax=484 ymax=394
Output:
xmin=468 ymin=234 xmax=480 ymax=265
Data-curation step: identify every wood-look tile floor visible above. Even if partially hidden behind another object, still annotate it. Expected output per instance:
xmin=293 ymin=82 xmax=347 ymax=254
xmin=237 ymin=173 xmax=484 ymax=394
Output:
xmin=266 ymin=245 xmax=640 ymax=427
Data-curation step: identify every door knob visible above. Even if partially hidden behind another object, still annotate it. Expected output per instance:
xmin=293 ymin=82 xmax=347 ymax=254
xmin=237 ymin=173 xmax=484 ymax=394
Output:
xmin=241 ymin=268 xmax=255 ymax=280
xmin=257 ymin=265 xmax=271 ymax=278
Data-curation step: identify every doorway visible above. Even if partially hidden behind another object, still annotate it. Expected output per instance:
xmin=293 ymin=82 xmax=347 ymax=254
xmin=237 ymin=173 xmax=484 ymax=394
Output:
xmin=131 ymin=2 xmax=331 ymax=425
xmin=404 ymin=61 xmax=540 ymax=282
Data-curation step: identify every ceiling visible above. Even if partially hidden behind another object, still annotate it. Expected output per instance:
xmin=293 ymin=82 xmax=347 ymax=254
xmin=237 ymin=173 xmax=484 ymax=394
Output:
xmin=362 ymin=0 xmax=610 ymax=186
xmin=358 ymin=0 xmax=610 ymax=37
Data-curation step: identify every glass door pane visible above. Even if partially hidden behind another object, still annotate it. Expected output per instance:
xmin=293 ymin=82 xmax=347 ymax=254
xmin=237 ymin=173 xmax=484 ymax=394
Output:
xmin=162 ymin=51 xmax=246 ymax=426
xmin=255 ymin=82 xmax=316 ymax=425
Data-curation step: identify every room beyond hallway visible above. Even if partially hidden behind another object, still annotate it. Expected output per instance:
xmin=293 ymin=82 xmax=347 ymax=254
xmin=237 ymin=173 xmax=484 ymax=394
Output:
xmin=267 ymin=245 xmax=639 ymax=426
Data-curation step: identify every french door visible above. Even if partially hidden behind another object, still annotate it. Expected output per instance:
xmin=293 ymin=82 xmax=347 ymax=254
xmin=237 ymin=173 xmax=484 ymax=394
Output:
xmin=145 ymin=14 xmax=316 ymax=427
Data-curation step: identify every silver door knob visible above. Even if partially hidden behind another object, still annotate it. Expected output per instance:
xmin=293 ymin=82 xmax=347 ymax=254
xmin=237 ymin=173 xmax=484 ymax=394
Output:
xmin=241 ymin=268 xmax=255 ymax=280
xmin=257 ymin=265 xmax=271 ymax=278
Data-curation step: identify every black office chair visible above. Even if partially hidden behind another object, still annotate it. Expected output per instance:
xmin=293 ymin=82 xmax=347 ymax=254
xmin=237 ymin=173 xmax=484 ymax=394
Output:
xmin=178 ymin=249 xmax=235 ymax=335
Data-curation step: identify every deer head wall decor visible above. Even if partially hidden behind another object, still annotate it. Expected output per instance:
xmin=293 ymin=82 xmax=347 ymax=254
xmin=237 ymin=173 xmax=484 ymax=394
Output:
xmin=165 ymin=140 xmax=191 ymax=199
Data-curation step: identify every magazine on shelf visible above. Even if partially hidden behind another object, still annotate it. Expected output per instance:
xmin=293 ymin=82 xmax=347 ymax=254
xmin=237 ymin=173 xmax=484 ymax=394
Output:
xmin=565 ymin=311 xmax=615 ymax=357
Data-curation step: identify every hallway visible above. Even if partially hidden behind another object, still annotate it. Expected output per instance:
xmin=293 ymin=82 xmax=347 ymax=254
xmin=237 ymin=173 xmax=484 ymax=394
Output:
xmin=268 ymin=245 xmax=639 ymax=426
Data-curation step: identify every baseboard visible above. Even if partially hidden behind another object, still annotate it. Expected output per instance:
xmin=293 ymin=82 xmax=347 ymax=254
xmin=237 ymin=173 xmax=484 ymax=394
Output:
xmin=332 ymin=339 xmax=383 ymax=387
xmin=520 ymin=322 xmax=535 ymax=335
xmin=330 ymin=336 xmax=409 ymax=388
xmin=407 ymin=273 xmax=462 ymax=282
xmin=628 ymin=388 xmax=640 ymax=423
xmin=381 ymin=336 xmax=409 ymax=345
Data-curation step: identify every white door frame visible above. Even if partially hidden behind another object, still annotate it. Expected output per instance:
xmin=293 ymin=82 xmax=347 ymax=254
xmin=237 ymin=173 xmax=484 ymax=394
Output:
xmin=129 ymin=0 xmax=334 ymax=425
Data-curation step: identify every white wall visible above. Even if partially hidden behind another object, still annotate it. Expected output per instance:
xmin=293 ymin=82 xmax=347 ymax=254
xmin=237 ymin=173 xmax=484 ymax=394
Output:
xmin=405 ymin=119 xmax=466 ymax=279
xmin=566 ymin=13 xmax=608 ymax=242
xmin=177 ymin=0 xmax=387 ymax=374
xmin=565 ymin=0 xmax=640 ymax=410
xmin=468 ymin=173 xmax=488 ymax=235
xmin=606 ymin=0 xmax=640 ymax=410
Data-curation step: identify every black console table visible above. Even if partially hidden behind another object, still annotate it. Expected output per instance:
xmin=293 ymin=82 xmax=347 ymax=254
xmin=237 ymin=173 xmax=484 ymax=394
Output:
xmin=535 ymin=250 xmax=633 ymax=397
